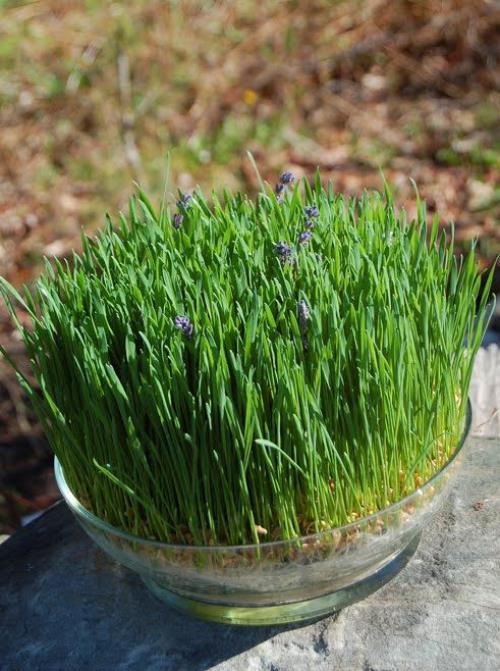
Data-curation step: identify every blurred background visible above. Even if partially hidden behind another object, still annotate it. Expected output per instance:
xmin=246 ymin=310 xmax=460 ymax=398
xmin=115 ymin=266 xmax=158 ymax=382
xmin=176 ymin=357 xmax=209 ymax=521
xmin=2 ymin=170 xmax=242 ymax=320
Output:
xmin=0 ymin=0 xmax=499 ymax=535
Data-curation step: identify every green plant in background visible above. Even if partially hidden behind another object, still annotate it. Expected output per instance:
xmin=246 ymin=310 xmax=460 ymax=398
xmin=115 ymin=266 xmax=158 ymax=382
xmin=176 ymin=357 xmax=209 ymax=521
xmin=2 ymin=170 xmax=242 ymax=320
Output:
xmin=0 ymin=173 xmax=495 ymax=545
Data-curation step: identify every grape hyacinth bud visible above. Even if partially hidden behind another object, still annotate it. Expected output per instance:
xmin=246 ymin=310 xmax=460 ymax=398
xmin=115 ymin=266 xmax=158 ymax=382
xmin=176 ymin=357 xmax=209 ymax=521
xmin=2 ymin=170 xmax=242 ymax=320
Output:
xmin=275 ymin=171 xmax=295 ymax=201
xmin=298 ymin=299 xmax=310 ymax=334
xmin=279 ymin=171 xmax=295 ymax=185
xmin=177 ymin=192 xmax=193 ymax=210
xmin=172 ymin=213 xmax=184 ymax=230
xmin=275 ymin=182 xmax=285 ymax=198
xmin=298 ymin=231 xmax=312 ymax=246
xmin=298 ymin=299 xmax=310 ymax=350
xmin=304 ymin=206 xmax=319 ymax=219
xmin=174 ymin=315 xmax=194 ymax=339
xmin=274 ymin=241 xmax=293 ymax=266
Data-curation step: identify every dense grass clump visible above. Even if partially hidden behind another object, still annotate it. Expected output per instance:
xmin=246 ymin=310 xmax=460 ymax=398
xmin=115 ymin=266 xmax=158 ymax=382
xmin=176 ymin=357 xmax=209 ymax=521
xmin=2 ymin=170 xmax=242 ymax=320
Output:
xmin=0 ymin=176 xmax=494 ymax=545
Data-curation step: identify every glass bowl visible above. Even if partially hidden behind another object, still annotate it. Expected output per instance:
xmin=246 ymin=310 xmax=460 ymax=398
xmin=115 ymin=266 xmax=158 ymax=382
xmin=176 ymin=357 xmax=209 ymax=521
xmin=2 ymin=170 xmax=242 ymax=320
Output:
xmin=54 ymin=403 xmax=471 ymax=626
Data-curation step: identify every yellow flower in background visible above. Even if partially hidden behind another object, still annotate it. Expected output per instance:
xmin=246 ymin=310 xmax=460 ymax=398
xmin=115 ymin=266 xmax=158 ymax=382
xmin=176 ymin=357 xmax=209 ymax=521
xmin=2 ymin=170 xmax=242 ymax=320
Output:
xmin=243 ymin=88 xmax=258 ymax=106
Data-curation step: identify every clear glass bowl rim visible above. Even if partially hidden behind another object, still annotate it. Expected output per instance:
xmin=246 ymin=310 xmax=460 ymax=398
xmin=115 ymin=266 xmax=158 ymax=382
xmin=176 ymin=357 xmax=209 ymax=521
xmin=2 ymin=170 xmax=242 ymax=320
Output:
xmin=55 ymin=400 xmax=472 ymax=553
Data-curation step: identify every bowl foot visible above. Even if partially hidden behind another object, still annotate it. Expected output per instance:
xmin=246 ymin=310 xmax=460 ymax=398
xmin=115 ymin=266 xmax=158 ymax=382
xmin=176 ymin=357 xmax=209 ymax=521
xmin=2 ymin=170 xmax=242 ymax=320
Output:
xmin=141 ymin=533 xmax=421 ymax=626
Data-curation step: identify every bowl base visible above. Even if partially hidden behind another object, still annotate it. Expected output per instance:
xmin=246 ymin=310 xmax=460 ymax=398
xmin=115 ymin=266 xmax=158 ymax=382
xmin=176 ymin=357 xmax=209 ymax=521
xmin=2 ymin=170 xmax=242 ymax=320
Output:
xmin=142 ymin=532 xmax=421 ymax=626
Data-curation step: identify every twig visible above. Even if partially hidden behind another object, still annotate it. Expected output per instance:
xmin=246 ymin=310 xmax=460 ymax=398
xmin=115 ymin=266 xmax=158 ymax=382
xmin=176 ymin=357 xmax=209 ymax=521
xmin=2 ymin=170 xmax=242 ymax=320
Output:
xmin=116 ymin=51 xmax=142 ymax=180
xmin=472 ymin=407 xmax=499 ymax=434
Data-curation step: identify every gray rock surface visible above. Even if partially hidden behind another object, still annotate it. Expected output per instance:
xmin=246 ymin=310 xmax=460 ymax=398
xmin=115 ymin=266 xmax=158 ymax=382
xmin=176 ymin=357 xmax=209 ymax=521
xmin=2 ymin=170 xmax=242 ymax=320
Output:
xmin=1 ymin=345 xmax=500 ymax=671
xmin=1 ymin=436 xmax=499 ymax=671
xmin=470 ymin=344 xmax=500 ymax=438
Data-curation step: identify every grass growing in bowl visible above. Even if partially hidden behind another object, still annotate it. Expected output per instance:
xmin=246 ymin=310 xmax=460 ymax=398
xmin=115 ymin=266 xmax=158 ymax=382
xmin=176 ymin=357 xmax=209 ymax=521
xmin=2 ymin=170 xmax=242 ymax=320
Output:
xmin=0 ymin=173 xmax=494 ymax=547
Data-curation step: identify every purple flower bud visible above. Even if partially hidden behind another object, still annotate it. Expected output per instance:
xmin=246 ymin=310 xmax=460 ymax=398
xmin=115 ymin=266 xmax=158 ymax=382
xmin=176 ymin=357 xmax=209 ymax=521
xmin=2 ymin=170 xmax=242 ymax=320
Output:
xmin=279 ymin=171 xmax=295 ymax=185
xmin=275 ymin=182 xmax=285 ymax=196
xmin=274 ymin=182 xmax=286 ymax=202
xmin=274 ymin=172 xmax=295 ymax=202
xmin=172 ymin=213 xmax=184 ymax=229
xmin=304 ymin=206 xmax=319 ymax=218
xmin=177 ymin=193 xmax=193 ymax=210
xmin=304 ymin=218 xmax=315 ymax=229
xmin=298 ymin=231 xmax=312 ymax=245
xmin=174 ymin=315 xmax=194 ymax=339
xmin=297 ymin=299 xmax=310 ymax=334
xmin=274 ymin=241 xmax=293 ymax=265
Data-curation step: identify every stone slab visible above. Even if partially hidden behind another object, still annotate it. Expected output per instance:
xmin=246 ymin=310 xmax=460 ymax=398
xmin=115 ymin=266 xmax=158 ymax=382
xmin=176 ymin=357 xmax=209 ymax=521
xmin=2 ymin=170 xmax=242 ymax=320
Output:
xmin=470 ymin=344 xmax=500 ymax=438
xmin=1 ymin=434 xmax=499 ymax=671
